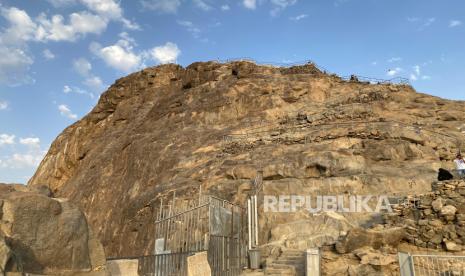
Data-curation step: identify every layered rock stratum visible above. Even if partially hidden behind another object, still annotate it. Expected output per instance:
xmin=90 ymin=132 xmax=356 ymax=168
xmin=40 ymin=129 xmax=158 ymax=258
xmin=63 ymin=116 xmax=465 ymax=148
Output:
xmin=28 ymin=61 xmax=465 ymax=259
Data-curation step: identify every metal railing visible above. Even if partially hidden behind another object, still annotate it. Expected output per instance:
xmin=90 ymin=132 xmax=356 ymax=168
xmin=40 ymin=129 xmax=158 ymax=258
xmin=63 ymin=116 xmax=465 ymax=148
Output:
xmin=213 ymin=57 xmax=410 ymax=85
xmin=152 ymin=194 xmax=247 ymax=276
xmin=399 ymin=252 xmax=465 ymax=276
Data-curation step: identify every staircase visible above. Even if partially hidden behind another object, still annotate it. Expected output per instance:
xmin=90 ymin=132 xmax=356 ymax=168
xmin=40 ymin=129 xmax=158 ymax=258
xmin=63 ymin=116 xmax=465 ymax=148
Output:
xmin=265 ymin=249 xmax=306 ymax=276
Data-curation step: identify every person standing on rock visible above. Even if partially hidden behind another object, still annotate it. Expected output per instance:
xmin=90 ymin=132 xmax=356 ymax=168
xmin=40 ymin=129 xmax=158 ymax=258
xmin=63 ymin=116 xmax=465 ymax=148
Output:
xmin=454 ymin=154 xmax=465 ymax=178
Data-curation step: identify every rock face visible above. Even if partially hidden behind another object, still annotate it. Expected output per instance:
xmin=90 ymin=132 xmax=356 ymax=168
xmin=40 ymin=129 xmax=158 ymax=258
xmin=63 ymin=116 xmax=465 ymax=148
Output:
xmin=0 ymin=184 xmax=106 ymax=274
xmin=28 ymin=61 xmax=465 ymax=257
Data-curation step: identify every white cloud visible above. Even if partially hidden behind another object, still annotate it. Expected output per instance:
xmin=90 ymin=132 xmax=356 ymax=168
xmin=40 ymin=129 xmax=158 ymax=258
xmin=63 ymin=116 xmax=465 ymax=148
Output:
xmin=221 ymin=5 xmax=230 ymax=11
xmin=407 ymin=17 xmax=420 ymax=22
xmin=73 ymin=57 xmax=92 ymax=76
xmin=71 ymin=58 xmax=105 ymax=92
xmin=19 ymin=137 xmax=40 ymax=148
xmin=63 ymin=85 xmax=72 ymax=93
xmin=46 ymin=0 xmax=76 ymax=7
xmin=80 ymin=0 xmax=139 ymax=29
xmin=0 ymin=134 xmax=15 ymax=146
xmin=150 ymin=42 xmax=180 ymax=64
xmin=0 ymin=101 xmax=8 ymax=110
xmin=0 ymin=134 xmax=46 ymax=169
xmin=62 ymin=85 xmax=95 ymax=98
xmin=36 ymin=11 xmax=109 ymax=42
xmin=424 ymin=17 xmax=436 ymax=27
xmin=449 ymin=20 xmax=462 ymax=28
xmin=58 ymin=104 xmax=78 ymax=119
xmin=177 ymin=20 xmax=201 ymax=38
xmin=0 ymin=7 xmax=39 ymax=44
xmin=0 ymin=2 xmax=138 ymax=86
xmin=290 ymin=14 xmax=307 ymax=21
xmin=92 ymin=33 xmax=181 ymax=72
xmin=80 ymin=0 xmax=122 ymax=19
xmin=243 ymin=0 xmax=257 ymax=10
xmin=83 ymin=75 xmax=105 ymax=92
xmin=9 ymin=153 xmax=44 ymax=168
xmin=407 ymin=17 xmax=436 ymax=29
xmin=140 ymin=0 xmax=181 ymax=13
xmin=42 ymin=49 xmax=55 ymax=60
xmin=270 ymin=0 xmax=297 ymax=16
xmin=387 ymin=57 xmax=402 ymax=63
xmin=0 ymin=46 xmax=34 ymax=86
xmin=387 ymin=67 xmax=402 ymax=77
xmin=0 ymin=7 xmax=109 ymax=43
xmin=193 ymin=0 xmax=212 ymax=11
xmin=413 ymin=65 xmax=420 ymax=76
xmin=91 ymin=39 xmax=142 ymax=72
xmin=409 ymin=65 xmax=431 ymax=81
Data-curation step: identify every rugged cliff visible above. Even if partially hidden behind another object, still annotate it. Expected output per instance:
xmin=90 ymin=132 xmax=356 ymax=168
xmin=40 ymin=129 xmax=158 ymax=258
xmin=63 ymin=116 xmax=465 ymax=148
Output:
xmin=29 ymin=61 xmax=465 ymax=257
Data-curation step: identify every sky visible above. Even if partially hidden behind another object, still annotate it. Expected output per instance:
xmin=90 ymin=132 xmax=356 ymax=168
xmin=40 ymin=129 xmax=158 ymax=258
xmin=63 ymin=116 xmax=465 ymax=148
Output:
xmin=0 ymin=0 xmax=464 ymax=184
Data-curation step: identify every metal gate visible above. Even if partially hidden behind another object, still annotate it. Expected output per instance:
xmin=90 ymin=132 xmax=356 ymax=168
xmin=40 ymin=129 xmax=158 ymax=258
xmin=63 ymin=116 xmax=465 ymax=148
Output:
xmin=399 ymin=252 xmax=465 ymax=276
xmin=149 ymin=195 xmax=247 ymax=276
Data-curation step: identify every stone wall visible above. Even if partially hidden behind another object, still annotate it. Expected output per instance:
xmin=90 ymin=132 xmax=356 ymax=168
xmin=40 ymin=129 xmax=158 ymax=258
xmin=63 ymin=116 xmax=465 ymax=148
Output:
xmin=385 ymin=180 xmax=465 ymax=252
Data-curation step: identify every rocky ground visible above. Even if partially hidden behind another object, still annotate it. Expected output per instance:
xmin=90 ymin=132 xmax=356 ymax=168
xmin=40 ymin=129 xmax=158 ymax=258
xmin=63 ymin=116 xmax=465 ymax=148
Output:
xmin=24 ymin=61 xmax=465 ymax=274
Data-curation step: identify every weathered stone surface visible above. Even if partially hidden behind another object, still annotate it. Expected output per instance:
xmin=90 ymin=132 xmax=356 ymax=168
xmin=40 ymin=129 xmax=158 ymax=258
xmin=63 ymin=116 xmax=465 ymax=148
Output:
xmin=107 ymin=259 xmax=138 ymax=276
xmin=0 ymin=235 xmax=11 ymax=274
xmin=353 ymin=247 xmax=397 ymax=266
xmin=187 ymin=251 xmax=211 ymax=276
xmin=270 ymin=212 xmax=354 ymax=250
xmin=441 ymin=205 xmax=457 ymax=216
xmin=335 ymin=227 xmax=405 ymax=254
xmin=0 ymin=184 xmax=106 ymax=274
xmin=27 ymin=61 xmax=465 ymax=257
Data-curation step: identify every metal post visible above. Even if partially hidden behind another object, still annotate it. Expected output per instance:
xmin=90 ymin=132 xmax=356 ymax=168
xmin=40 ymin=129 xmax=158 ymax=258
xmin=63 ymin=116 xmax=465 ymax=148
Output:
xmin=398 ymin=252 xmax=415 ymax=276
xmin=254 ymin=195 xmax=258 ymax=247
xmin=247 ymin=198 xmax=252 ymax=250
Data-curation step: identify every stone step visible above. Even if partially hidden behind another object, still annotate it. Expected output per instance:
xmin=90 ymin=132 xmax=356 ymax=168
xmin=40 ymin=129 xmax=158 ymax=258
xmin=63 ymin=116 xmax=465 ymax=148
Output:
xmin=240 ymin=269 xmax=265 ymax=276
xmin=274 ymin=259 xmax=304 ymax=265
xmin=277 ymin=256 xmax=304 ymax=261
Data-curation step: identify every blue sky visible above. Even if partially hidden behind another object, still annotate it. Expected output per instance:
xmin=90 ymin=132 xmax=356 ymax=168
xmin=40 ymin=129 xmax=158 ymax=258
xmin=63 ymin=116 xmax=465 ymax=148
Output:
xmin=0 ymin=0 xmax=464 ymax=183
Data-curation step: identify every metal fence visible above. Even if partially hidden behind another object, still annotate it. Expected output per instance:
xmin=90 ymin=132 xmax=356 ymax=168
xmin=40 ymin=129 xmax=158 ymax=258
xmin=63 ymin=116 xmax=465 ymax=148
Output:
xmin=399 ymin=252 xmax=465 ymax=276
xmin=151 ymin=195 xmax=247 ymax=276
xmin=214 ymin=57 xmax=410 ymax=85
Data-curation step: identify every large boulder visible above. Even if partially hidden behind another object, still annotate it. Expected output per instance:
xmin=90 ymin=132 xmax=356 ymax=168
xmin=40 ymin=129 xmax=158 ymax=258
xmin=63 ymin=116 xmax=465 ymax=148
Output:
xmin=0 ymin=184 xmax=106 ymax=275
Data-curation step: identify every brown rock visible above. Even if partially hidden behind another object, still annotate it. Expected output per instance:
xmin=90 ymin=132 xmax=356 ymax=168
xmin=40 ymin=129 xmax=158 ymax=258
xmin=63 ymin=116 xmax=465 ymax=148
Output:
xmin=335 ymin=227 xmax=405 ymax=254
xmin=0 ymin=184 xmax=106 ymax=274
xmin=0 ymin=235 xmax=11 ymax=274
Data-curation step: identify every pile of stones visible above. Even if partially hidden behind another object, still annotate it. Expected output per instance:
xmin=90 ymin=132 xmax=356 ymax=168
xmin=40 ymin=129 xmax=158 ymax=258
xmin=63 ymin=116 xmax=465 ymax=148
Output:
xmin=385 ymin=180 xmax=465 ymax=252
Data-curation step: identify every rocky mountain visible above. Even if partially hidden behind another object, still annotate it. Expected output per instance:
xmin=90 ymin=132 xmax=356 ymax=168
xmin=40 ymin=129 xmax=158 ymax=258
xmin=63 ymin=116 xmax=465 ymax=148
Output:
xmin=28 ymin=61 xmax=465 ymax=259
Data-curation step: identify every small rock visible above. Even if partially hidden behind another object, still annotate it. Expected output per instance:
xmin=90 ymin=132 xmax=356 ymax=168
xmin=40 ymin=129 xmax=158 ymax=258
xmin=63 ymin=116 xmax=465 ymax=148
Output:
xmin=441 ymin=205 xmax=457 ymax=216
xmin=445 ymin=241 xmax=462 ymax=252
xmin=432 ymin=198 xmax=444 ymax=212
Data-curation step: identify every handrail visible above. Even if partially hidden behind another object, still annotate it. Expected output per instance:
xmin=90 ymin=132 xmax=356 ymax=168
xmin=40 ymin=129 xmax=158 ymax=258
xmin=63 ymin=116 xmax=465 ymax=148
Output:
xmin=213 ymin=57 xmax=409 ymax=85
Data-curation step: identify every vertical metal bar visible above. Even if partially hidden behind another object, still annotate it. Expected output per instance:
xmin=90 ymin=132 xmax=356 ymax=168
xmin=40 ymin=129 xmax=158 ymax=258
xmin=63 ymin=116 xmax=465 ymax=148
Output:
xmin=254 ymin=195 xmax=259 ymax=247
xmin=247 ymin=198 xmax=252 ymax=250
